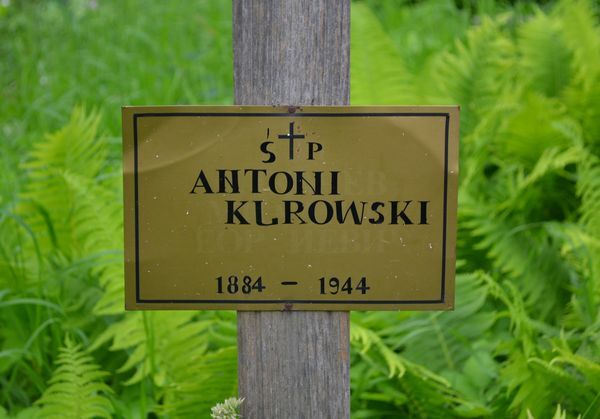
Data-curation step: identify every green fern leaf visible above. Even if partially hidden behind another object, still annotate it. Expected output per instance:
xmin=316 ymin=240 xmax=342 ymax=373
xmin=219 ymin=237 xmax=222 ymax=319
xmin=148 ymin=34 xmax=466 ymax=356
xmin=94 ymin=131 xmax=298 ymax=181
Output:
xmin=160 ymin=347 xmax=238 ymax=418
xmin=517 ymin=9 xmax=573 ymax=97
xmin=495 ymin=94 xmax=574 ymax=166
xmin=351 ymin=318 xmax=491 ymax=418
xmin=350 ymin=3 xmax=416 ymax=105
xmin=14 ymin=108 xmax=125 ymax=315
xmin=555 ymin=0 xmax=600 ymax=91
xmin=577 ymin=152 xmax=600 ymax=301
xmin=90 ymin=310 xmax=237 ymax=416
xmin=433 ymin=16 xmax=515 ymax=134
xmin=35 ymin=337 xmax=113 ymax=419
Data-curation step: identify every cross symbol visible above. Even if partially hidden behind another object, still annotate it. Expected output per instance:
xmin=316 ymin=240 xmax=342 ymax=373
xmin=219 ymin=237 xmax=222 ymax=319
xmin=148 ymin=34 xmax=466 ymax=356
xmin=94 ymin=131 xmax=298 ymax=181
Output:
xmin=278 ymin=121 xmax=305 ymax=160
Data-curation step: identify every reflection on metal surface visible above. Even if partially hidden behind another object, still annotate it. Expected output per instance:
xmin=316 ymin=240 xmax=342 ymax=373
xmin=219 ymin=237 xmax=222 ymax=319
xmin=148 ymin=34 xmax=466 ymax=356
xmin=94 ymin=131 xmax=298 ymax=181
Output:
xmin=123 ymin=106 xmax=459 ymax=311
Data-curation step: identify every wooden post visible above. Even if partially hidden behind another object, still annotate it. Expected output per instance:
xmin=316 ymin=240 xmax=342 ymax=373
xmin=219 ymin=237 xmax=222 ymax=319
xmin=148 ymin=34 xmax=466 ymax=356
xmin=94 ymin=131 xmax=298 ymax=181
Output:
xmin=233 ymin=0 xmax=350 ymax=417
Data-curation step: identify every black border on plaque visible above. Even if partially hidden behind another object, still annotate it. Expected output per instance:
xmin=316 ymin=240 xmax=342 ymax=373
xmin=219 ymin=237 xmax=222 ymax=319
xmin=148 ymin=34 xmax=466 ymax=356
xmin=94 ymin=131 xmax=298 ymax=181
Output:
xmin=132 ymin=112 xmax=450 ymax=305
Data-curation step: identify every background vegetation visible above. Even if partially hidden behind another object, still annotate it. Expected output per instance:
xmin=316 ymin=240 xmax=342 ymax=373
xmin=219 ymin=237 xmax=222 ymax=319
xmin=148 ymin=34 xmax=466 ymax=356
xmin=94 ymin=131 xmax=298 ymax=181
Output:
xmin=1 ymin=0 xmax=598 ymax=417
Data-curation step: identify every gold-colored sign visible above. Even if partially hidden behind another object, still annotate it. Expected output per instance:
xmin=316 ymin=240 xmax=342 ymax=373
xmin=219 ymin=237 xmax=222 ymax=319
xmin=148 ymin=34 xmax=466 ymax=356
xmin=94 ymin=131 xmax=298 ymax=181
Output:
xmin=123 ymin=106 xmax=459 ymax=310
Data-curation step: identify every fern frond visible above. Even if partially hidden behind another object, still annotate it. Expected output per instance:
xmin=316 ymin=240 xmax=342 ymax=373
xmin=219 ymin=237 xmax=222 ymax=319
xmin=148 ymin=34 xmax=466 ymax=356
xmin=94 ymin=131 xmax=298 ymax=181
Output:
xmin=527 ymin=358 xmax=594 ymax=414
xmin=91 ymin=310 xmax=238 ymax=416
xmin=35 ymin=337 xmax=113 ymax=418
xmin=434 ymin=16 xmax=515 ymax=134
xmin=351 ymin=323 xmax=407 ymax=378
xmin=350 ymin=3 xmax=417 ymax=105
xmin=15 ymin=108 xmax=124 ymax=315
xmin=462 ymin=198 xmax=575 ymax=318
xmin=495 ymin=94 xmax=575 ymax=167
xmin=555 ymin=0 xmax=600 ymax=91
xmin=23 ymin=107 xmax=105 ymax=181
xmin=551 ymin=339 xmax=600 ymax=393
xmin=564 ymin=81 xmax=600 ymax=154
xmin=19 ymin=108 xmax=114 ymax=258
xmin=517 ymin=9 xmax=573 ymax=97
xmin=350 ymin=319 xmax=491 ymax=418
xmin=481 ymin=277 xmax=539 ymax=354
xmin=366 ymin=273 xmax=497 ymax=373
xmin=91 ymin=312 xmax=206 ymax=385
xmin=577 ymin=152 xmax=600 ymax=256
xmin=558 ymin=0 xmax=600 ymax=151
xmin=59 ymin=171 xmax=123 ymax=315
xmin=160 ymin=347 xmax=238 ymax=418
xmin=575 ymin=151 xmax=600 ymax=319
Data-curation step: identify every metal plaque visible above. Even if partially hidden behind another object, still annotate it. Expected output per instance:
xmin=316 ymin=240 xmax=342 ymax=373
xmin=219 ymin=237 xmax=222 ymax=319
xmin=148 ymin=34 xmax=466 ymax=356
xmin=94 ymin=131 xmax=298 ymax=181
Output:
xmin=123 ymin=106 xmax=459 ymax=310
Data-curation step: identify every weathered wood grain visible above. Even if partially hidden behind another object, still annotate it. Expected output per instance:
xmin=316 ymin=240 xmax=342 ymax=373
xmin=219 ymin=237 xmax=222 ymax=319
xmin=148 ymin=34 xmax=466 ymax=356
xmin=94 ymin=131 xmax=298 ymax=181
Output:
xmin=236 ymin=311 xmax=350 ymax=418
xmin=233 ymin=0 xmax=350 ymax=417
xmin=233 ymin=0 xmax=350 ymax=106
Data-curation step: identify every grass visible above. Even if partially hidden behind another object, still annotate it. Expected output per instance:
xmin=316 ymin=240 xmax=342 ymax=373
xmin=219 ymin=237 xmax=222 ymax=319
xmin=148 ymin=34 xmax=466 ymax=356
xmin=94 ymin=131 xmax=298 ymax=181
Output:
xmin=0 ymin=0 xmax=233 ymax=204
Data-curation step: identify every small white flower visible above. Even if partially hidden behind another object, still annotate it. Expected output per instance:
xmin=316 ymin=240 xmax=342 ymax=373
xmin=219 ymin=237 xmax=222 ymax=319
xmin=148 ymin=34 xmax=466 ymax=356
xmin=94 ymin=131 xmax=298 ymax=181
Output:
xmin=210 ymin=397 xmax=244 ymax=419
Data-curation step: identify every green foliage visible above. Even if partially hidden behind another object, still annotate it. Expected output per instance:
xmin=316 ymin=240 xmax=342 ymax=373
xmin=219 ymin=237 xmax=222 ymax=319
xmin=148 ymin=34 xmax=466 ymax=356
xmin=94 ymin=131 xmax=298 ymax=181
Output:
xmin=1 ymin=0 xmax=599 ymax=418
xmin=349 ymin=0 xmax=600 ymax=417
xmin=91 ymin=310 xmax=238 ymax=417
xmin=351 ymin=3 xmax=416 ymax=104
xmin=35 ymin=337 xmax=113 ymax=418
xmin=517 ymin=10 xmax=572 ymax=97
xmin=0 ymin=102 xmax=238 ymax=417
xmin=0 ymin=107 xmax=119 ymax=414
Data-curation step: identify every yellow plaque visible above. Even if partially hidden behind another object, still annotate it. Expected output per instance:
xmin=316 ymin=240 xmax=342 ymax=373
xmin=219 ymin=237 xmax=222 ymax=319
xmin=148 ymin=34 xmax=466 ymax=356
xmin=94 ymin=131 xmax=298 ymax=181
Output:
xmin=123 ymin=106 xmax=459 ymax=310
